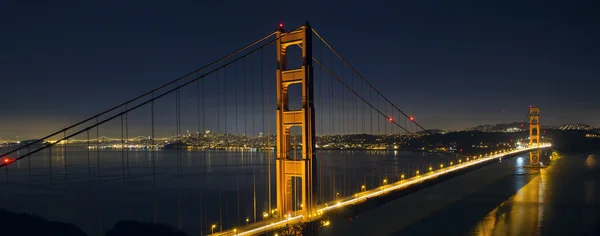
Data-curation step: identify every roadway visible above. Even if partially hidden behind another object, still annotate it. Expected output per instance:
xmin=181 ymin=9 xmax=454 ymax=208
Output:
xmin=320 ymin=149 xmax=600 ymax=235
xmin=210 ymin=145 xmax=551 ymax=236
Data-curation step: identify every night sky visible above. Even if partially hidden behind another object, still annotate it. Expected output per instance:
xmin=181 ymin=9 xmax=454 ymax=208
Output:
xmin=1 ymin=1 xmax=598 ymax=139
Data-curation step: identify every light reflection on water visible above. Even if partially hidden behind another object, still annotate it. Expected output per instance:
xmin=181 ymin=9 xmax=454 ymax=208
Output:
xmin=469 ymin=174 xmax=544 ymax=236
xmin=585 ymin=154 xmax=597 ymax=169
xmin=469 ymin=151 xmax=600 ymax=236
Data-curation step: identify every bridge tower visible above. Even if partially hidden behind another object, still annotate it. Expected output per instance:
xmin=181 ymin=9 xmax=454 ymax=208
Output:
xmin=275 ymin=23 xmax=317 ymax=218
xmin=529 ymin=107 xmax=541 ymax=166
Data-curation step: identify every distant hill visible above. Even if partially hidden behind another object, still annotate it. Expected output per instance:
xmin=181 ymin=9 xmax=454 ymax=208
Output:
xmin=417 ymin=129 xmax=446 ymax=135
xmin=459 ymin=122 xmax=597 ymax=133
xmin=558 ymin=123 xmax=595 ymax=131
xmin=459 ymin=122 xmax=527 ymax=133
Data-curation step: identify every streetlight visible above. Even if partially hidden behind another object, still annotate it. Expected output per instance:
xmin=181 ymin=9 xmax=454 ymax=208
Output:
xmin=416 ymin=170 xmax=420 ymax=175
xmin=401 ymin=174 xmax=405 ymax=180
xmin=440 ymin=164 xmax=444 ymax=168
xmin=211 ymin=224 xmax=216 ymax=234
xmin=429 ymin=167 xmax=432 ymax=172
xmin=383 ymin=179 xmax=387 ymax=185
xmin=361 ymin=185 xmax=366 ymax=191
xmin=263 ymin=212 xmax=269 ymax=219
xmin=246 ymin=218 xmax=249 ymax=225
xmin=318 ymin=220 xmax=331 ymax=229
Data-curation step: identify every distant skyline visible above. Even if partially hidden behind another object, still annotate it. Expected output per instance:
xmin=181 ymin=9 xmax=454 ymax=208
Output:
xmin=1 ymin=1 xmax=598 ymax=139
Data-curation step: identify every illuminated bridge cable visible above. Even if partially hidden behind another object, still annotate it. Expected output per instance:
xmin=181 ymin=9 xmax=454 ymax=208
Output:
xmin=0 ymin=30 xmax=279 ymax=160
xmin=96 ymin=117 xmax=99 ymax=178
xmin=312 ymin=28 xmax=431 ymax=135
xmin=125 ymin=103 xmax=129 ymax=180
xmin=151 ymin=95 xmax=157 ymax=223
xmin=63 ymin=131 xmax=68 ymax=179
xmin=313 ymin=57 xmax=412 ymax=134
xmin=235 ymin=60 xmax=239 ymax=135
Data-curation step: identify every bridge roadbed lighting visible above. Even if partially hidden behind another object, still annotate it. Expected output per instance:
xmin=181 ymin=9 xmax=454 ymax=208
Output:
xmin=209 ymin=144 xmax=550 ymax=236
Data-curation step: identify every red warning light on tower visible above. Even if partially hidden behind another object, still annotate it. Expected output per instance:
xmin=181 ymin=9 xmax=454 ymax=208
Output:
xmin=279 ymin=23 xmax=284 ymax=28
xmin=3 ymin=158 xmax=10 ymax=163
xmin=388 ymin=117 xmax=393 ymax=122
xmin=409 ymin=117 xmax=414 ymax=121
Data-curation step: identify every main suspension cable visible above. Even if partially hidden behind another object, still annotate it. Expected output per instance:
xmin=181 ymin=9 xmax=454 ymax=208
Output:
xmin=313 ymin=57 xmax=411 ymax=134
xmin=0 ymin=30 xmax=280 ymax=160
xmin=0 ymin=26 xmax=303 ymax=168
xmin=312 ymin=28 xmax=431 ymax=135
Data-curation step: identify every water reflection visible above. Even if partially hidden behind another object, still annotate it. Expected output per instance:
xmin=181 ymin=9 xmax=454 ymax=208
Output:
xmin=585 ymin=154 xmax=597 ymax=169
xmin=470 ymin=153 xmax=552 ymax=236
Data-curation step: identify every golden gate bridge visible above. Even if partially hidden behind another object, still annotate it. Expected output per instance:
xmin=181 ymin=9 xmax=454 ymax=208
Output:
xmin=0 ymin=22 xmax=549 ymax=236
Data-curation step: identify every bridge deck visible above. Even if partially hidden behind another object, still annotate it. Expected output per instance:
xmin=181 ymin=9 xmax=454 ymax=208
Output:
xmin=209 ymin=145 xmax=551 ymax=236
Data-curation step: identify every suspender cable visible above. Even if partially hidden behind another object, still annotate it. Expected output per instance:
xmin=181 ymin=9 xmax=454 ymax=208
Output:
xmin=0 ymin=27 xmax=302 ymax=168
xmin=176 ymin=86 xmax=182 ymax=229
xmin=121 ymin=115 xmax=125 ymax=183
xmin=87 ymin=130 xmax=91 ymax=180
xmin=96 ymin=118 xmax=99 ymax=177
xmin=0 ymin=31 xmax=279 ymax=160
xmin=313 ymin=57 xmax=412 ymax=134
xmin=264 ymin=47 xmax=273 ymax=214
xmin=151 ymin=96 xmax=157 ymax=223
xmin=125 ymin=104 xmax=129 ymax=180
xmin=217 ymin=64 xmax=221 ymax=136
xmin=244 ymin=57 xmax=247 ymax=137
xmin=64 ymin=131 xmax=67 ymax=179
xmin=235 ymin=59 xmax=239 ymax=136
xmin=312 ymin=29 xmax=430 ymax=135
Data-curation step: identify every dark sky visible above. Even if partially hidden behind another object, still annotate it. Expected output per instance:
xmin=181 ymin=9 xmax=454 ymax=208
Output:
xmin=1 ymin=0 xmax=598 ymax=139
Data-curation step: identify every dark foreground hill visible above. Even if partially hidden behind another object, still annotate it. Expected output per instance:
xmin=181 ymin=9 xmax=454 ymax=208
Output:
xmin=0 ymin=209 xmax=186 ymax=236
